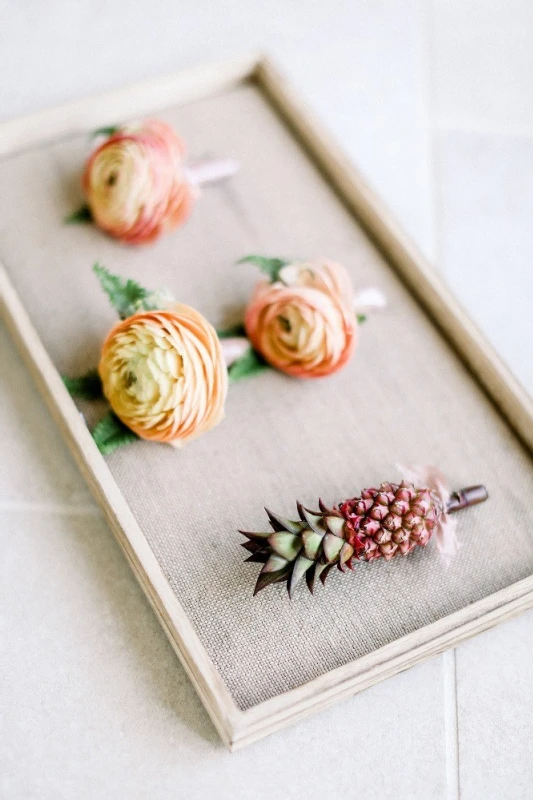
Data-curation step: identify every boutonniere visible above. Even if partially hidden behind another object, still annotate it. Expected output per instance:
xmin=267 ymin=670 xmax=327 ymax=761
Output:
xmin=63 ymin=257 xmax=384 ymax=454
xmin=66 ymin=119 xmax=238 ymax=244
xmin=238 ymin=255 xmax=385 ymax=378
xmin=240 ymin=466 xmax=488 ymax=597
xmin=63 ymin=264 xmax=228 ymax=452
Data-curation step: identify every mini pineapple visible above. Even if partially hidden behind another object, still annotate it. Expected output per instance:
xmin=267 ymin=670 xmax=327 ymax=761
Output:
xmin=240 ymin=478 xmax=488 ymax=597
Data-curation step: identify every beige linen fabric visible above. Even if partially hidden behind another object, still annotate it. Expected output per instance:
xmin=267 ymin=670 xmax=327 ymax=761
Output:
xmin=1 ymin=85 xmax=532 ymax=710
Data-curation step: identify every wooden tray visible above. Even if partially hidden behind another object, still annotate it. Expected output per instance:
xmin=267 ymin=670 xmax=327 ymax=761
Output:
xmin=1 ymin=55 xmax=532 ymax=751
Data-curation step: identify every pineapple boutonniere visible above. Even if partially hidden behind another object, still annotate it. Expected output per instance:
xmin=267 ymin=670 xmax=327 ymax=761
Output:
xmin=65 ymin=118 xmax=238 ymax=245
xmin=241 ymin=465 xmax=488 ymax=597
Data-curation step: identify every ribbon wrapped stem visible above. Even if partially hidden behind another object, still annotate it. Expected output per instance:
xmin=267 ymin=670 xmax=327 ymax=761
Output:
xmin=446 ymin=485 xmax=488 ymax=514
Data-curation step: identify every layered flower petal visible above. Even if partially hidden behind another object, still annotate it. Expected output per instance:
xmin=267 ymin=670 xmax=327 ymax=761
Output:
xmin=99 ymin=305 xmax=227 ymax=445
xmin=244 ymin=260 xmax=357 ymax=378
xmin=83 ymin=120 xmax=195 ymax=245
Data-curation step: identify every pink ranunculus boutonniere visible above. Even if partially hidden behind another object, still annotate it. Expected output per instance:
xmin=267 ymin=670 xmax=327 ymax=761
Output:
xmin=66 ymin=119 xmax=238 ymax=245
xmin=241 ymin=256 xmax=385 ymax=379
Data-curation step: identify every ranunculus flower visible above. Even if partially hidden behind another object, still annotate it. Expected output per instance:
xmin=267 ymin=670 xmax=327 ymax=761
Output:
xmin=83 ymin=120 xmax=194 ymax=245
xmin=244 ymin=260 xmax=357 ymax=378
xmin=99 ymin=305 xmax=227 ymax=445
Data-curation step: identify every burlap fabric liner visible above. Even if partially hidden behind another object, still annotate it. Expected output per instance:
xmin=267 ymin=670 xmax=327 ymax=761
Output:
xmin=1 ymin=85 xmax=531 ymax=710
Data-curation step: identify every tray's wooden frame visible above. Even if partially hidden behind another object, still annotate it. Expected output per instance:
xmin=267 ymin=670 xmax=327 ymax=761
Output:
xmin=1 ymin=54 xmax=532 ymax=751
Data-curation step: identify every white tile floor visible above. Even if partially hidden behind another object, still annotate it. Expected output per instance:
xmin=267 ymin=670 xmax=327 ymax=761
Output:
xmin=1 ymin=2 xmax=532 ymax=797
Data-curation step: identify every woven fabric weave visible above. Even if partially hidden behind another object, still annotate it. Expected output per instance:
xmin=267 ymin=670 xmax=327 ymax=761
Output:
xmin=1 ymin=85 xmax=532 ymax=710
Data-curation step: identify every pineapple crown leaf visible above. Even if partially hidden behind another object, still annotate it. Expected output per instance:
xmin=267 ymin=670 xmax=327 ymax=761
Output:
xmin=289 ymin=556 xmax=314 ymax=597
xmin=253 ymin=564 xmax=292 ymax=596
xmin=244 ymin=553 xmax=269 ymax=564
xmin=297 ymin=503 xmax=327 ymax=535
xmin=241 ymin=499 xmax=352 ymax=597
xmin=266 ymin=507 xmax=303 ymax=534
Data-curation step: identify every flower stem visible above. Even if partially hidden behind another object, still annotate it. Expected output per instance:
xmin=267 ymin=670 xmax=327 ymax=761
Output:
xmin=446 ymin=485 xmax=488 ymax=514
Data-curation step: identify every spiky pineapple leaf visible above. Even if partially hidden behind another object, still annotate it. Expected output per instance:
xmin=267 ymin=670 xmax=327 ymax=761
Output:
xmin=237 ymin=255 xmax=291 ymax=283
xmin=265 ymin=509 xmax=303 ymax=534
xmin=245 ymin=552 xmax=269 ymax=564
xmin=227 ymin=346 xmax=270 ymax=383
xmin=241 ymin=540 xmax=263 ymax=554
xmin=319 ymin=563 xmax=334 ymax=585
xmin=216 ymin=322 xmax=246 ymax=339
xmin=289 ymin=555 xmax=314 ymax=597
xmin=254 ymin=564 xmax=292 ymax=596
xmin=91 ymin=125 xmax=121 ymax=138
xmin=65 ymin=204 xmax=93 ymax=224
xmin=92 ymin=412 xmax=139 ymax=455
xmin=62 ymin=369 xmax=103 ymax=400
xmin=357 ymin=314 xmax=367 ymax=324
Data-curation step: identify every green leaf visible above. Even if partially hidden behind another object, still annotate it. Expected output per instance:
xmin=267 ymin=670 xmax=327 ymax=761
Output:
xmin=91 ymin=125 xmax=121 ymax=138
xmin=228 ymin=346 xmax=270 ymax=383
xmin=356 ymin=314 xmax=367 ymax=324
xmin=93 ymin=263 xmax=171 ymax=318
xmin=65 ymin=204 xmax=92 ymax=224
xmin=93 ymin=262 xmax=157 ymax=319
xmin=237 ymin=255 xmax=291 ymax=283
xmin=216 ymin=322 xmax=246 ymax=339
xmin=62 ymin=369 xmax=103 ymax=400
xmin=92 ymin=412 xmax=139 ymax=455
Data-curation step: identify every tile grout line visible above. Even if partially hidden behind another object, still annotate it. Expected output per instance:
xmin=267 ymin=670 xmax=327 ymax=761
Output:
xmin=443 ymin=649 xmax=460 ymax=800
xmin=0 ymin=500 xmax=101 ymax=516
xmin=421 ymin=4 xmax=461 ymax=797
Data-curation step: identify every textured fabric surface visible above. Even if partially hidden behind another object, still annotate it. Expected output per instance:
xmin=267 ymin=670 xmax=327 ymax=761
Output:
xmin=1 ymin=84 xmax=532 ymax=711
